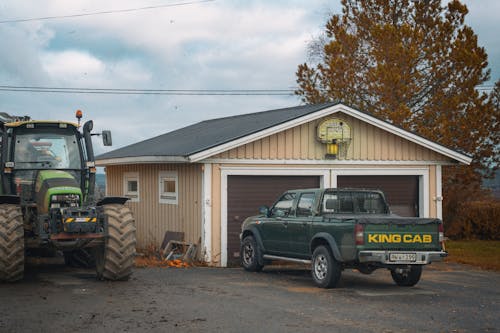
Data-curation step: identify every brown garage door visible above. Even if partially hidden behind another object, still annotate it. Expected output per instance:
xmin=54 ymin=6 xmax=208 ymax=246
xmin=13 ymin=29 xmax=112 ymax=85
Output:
xmin=227 ymin=175 xmax=320 ymax=265
xmin=337 ymin=175 xmax=419 ymax=217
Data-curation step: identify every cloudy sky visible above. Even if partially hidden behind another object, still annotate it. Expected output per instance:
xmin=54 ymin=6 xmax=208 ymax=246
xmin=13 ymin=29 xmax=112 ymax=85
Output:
xmin=0 ymin=0 xmax=498 ymax=155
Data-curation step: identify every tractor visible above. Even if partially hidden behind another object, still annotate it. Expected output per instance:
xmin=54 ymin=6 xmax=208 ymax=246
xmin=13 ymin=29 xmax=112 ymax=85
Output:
xmin=0 ymin=111 xmax=136 ymax=282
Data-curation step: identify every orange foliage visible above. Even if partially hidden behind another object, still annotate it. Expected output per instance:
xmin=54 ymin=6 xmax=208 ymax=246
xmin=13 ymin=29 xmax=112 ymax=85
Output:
xmin=445 ymin=200 xmax=500 ymax=240
xmin=135 ymin=244 xmax=191 ymax=268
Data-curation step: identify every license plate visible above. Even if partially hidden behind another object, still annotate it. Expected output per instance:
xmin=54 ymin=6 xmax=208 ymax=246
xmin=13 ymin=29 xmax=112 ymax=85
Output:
xmin=389 ymin=253 xmax=416 ymax=262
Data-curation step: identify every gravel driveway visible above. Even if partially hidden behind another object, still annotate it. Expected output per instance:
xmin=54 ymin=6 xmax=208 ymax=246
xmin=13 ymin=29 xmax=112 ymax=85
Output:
xmin=0 ymin=260 xmax=498 ymax=332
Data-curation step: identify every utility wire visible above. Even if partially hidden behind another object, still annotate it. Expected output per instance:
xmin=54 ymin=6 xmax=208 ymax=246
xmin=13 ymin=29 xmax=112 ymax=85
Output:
xmin=0 ymin=84 xmax=494 ymax=96
xmin=0 ymin=85 xmax=295 ymax=96
xmin=0 ymin=0 xmax=215 ymax=24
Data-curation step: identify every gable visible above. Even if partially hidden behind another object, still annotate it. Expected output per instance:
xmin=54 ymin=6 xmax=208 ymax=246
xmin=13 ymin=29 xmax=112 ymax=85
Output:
xmin=210 ymin=112 xmax=453 ymax=163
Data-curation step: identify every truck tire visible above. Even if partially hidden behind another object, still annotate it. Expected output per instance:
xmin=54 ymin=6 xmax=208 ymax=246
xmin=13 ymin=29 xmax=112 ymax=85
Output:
xmin=311 ymin=245 xmax=341 ymax=288
xmin=240 ymin=235 xmax=263 ymax=272
xmin=95 ymin=204 xmax=136 ymax=281
xmin=0 ymin=204 xmax=24 ymax=282
xmin=390 ymin=265 xmax=422 ymax=287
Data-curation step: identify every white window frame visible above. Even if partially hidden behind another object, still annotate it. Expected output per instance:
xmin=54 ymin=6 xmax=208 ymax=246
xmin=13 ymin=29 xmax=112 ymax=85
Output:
xmin=159 ymin=171 xmax=178 ymax=205
xmin=123 ymin=172 xmax=139 ymax=202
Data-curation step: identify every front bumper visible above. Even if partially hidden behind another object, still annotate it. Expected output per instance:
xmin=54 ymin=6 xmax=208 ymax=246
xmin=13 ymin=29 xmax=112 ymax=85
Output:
xmin=358 ymin=250 xmax=448 ymax=265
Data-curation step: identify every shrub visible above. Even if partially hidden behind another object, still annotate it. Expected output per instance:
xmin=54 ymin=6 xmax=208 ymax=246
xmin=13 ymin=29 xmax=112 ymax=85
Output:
xmin=445 ymin=200 xmax=500 ymax=240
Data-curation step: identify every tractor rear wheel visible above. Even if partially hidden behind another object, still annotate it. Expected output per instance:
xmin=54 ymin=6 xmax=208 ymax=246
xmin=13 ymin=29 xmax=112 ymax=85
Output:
xmin=95 ymin=204 xmax=136 ymax=281
xmin=0 ymin=204 xmax=24 ymax=282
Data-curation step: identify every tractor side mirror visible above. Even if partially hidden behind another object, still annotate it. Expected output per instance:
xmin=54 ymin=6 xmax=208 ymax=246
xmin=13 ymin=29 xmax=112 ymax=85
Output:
xmin=102 ymin=131 xmax=112 ymax=146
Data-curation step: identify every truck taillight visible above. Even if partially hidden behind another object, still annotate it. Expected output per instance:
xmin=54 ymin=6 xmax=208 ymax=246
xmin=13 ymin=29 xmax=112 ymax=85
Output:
xmin=438 ymin=223 xmax=444 ymax=241
xmin=355 ymin=224 xmax=364 ymax=245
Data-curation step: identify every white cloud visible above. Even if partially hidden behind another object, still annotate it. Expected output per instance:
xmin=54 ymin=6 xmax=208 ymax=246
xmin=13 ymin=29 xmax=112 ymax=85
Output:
xmin=41 ymin=50 xmax=104 ymax=81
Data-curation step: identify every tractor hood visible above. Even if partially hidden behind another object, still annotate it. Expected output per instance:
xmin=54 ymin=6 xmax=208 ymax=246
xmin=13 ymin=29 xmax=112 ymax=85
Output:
xmin=35 ymin=170 xmax=82 ymax=214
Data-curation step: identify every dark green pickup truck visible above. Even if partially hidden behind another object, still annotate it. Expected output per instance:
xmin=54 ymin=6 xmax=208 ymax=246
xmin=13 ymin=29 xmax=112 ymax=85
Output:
xmin=240 ymin=188 xmax=447 ymax=288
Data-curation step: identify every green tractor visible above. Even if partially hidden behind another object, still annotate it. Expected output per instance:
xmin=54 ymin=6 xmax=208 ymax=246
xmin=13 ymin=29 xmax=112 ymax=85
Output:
xmin=0 ymin=111 xmax=136 ymax=282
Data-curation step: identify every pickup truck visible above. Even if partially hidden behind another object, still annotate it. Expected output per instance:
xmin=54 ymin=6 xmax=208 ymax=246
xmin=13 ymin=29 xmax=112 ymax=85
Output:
xmin=240 ymin=188 xmax=447 ymax=288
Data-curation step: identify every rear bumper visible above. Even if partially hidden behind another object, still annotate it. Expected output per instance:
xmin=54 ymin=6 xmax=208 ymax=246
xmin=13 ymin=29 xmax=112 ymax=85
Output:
xmin=358 ymin=250 xmax=447 ymax=265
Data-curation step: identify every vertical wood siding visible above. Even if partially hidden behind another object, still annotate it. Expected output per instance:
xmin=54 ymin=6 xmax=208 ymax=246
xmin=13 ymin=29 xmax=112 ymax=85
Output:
xmin=213 ymin=113 xmax=451 ymax=162
xmin=105 ymin=163 xmax=202 ymax=250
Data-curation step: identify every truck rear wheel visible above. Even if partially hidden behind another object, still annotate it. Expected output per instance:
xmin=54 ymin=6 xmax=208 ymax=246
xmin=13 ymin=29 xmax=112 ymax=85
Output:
xmin=0 ymin=204 xmax=24 ymax=282
xmin=240 ymin=235 xmax=263 ymax=272
xmin=311 ymin=245 xmax=341 ymax=288
xmin=390 ymin=265 xmax=422 ymax=287
xmin=95 ymin=204 xmax=136 ymax=281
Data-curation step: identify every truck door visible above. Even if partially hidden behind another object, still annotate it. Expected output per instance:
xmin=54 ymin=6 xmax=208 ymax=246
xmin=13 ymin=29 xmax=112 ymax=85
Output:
xmin=260 ymin=192 xmax=296 ymax=254
xmin=287 ymin=192 xmax=315 ymax=257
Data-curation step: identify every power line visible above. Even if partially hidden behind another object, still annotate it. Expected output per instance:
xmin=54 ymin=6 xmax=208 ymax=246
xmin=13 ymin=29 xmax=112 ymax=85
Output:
xmin=0 ymin=85 xmax=296 ymax=96
xmin=0 ymin=0 xmax=215 ymax=24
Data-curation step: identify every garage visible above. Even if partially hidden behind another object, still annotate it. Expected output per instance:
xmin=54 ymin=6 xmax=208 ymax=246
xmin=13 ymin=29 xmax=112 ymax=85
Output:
xmin=226 ymin=175 xmax=320 ymax=265
xmin=338 ymin=175 xmax=419 ymax=217
xmin=97 ymin=102 xmax=472 ymax=266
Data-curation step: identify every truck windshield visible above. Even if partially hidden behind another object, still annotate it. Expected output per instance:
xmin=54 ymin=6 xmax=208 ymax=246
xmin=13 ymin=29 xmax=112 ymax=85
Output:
xmin=13 ymin=130 xmax=82 ymax=170
xmin=322 ymin=191 xmax=387 ymax=214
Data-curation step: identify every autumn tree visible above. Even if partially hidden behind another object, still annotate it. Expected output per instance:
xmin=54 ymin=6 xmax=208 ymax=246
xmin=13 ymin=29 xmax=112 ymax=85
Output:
xmin=296 ymin=0 xmax=499 ymax=227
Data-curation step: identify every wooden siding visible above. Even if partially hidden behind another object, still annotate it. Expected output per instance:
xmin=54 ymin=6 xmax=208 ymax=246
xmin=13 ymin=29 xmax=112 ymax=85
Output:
xmin=105 ymin=163 xmax=202 ymax=249
xmin=213 ymin=113 xmax=451 ymax=162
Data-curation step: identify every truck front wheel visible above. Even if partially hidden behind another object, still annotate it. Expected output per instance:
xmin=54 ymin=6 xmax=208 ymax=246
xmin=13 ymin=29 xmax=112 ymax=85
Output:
xmin=390 ymin=265 xmax=422 ymax=287
xmin=0 ymin=204 xmax=24 ymax=282
xmin=240 ymin=235 xmax=263 ymax=272
xmin=95 ymin=204 xmax=136 ymax=281
xmin=311 ymin=245 xmax=341 ymax=288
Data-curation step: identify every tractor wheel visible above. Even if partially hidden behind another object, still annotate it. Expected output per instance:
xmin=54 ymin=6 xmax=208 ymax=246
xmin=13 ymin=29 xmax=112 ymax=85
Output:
xmin=95 ymin=204 xmax=136 ymax=281
xmin=0 ymin=204 xmax=24 ymax=282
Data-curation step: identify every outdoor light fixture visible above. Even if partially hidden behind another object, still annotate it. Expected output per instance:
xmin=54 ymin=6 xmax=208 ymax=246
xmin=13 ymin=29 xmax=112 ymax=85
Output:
xmin=326 ymin=139 xmax=338 ymax=159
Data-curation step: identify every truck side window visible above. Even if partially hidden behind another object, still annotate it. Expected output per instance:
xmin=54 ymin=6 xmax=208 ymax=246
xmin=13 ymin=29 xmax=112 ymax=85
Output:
xmin=271 ymin=193 xmax=296 ymax=217
xmin=296 ymin=193 xmax=315 ymax=217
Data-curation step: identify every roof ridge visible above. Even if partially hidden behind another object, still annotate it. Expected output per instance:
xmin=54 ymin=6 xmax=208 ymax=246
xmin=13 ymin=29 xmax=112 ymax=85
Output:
xmin=198 ymin=102 xmax=336 ymax=125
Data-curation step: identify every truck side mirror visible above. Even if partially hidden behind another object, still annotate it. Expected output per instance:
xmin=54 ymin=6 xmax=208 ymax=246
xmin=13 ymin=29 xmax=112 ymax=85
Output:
xmin=258 ymin=206 xmax=270 ymax=217
xmin=102 ymin=130 xmax=112 ymax=146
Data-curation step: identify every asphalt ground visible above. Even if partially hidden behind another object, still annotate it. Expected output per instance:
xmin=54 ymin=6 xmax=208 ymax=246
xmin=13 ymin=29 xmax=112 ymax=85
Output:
xmin=0 ymin=260 xmax=498 ymax=333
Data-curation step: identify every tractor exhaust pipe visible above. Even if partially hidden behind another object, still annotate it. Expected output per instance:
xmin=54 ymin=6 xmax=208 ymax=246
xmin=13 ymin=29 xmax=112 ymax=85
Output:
xmin=83 ymin=120 xmax=96 ymax=201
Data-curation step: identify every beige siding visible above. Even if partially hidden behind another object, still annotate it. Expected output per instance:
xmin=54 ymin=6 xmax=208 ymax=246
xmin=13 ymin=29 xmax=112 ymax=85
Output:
xmin=213 ymin=113 xmax=452 ymax=162
xmin=105 ymin=163 xmax=202 ymax=249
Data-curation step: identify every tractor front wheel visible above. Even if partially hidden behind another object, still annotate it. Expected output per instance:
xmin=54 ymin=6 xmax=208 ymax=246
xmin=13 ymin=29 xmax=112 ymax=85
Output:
xmin=0 ymin=204 xmax=24 ymax=282
xmin=95 ymin=204 xmax=136 ymax=281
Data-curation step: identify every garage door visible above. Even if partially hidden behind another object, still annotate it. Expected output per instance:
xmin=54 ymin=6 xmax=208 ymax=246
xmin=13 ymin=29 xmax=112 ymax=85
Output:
xmin=227 ymin=175 xmax=320 ymax=265
xmin=337 ymin=175 xmax=419 ymax=217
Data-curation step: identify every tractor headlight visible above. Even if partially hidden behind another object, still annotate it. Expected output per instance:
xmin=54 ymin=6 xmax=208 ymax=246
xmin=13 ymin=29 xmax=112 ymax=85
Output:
xmin=50 ymin=194 xmax=80 ymax=208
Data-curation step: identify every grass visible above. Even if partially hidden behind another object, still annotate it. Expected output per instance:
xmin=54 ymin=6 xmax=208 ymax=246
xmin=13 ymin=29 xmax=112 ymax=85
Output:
xmin=445 ymin=240 xmax=500 ymax=271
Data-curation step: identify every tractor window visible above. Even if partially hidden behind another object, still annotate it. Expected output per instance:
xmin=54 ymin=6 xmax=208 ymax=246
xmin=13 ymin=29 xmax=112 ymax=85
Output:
xmin=14 ymin=131 xmax=81 ymax=170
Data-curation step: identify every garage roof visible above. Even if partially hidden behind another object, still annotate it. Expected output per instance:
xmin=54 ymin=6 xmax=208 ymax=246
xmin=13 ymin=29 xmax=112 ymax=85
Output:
xmin=96 ymin=102 xmax=472 ymax=165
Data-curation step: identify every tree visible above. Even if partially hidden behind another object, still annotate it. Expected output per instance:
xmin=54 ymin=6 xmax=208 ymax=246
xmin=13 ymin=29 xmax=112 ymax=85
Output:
xmin=296 ymin=0 xmax=499 ymax=226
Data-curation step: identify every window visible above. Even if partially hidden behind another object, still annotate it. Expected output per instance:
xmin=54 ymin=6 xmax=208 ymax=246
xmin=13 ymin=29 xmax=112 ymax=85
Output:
xmin=123 ymin=172 xmax=139 ymax=202
xmin=271 ymin=192 xmax=296 ymax=217
xmin=159 ymin=171 xmax=178 ymax=204
xmin=322 ymin=191 xmax=387 ymax=214
xmin=296 ymin=193 xmax=315 ymax=217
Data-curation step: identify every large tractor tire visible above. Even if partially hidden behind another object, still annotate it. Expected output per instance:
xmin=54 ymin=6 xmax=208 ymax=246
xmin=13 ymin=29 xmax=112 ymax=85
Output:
xmin=0 ymin=204 xmax=24 ymax=282
xmin=95 ymin=204 xmax=136 ymax=281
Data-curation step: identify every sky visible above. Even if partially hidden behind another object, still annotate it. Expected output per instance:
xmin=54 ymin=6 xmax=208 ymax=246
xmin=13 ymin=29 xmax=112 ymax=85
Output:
xmin=0 ymin=0 xmax=498 ymax=156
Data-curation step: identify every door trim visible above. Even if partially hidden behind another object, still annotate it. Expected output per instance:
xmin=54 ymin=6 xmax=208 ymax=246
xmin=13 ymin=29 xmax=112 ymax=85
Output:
xmin=332 ymin=168 xmax=429 ymax=218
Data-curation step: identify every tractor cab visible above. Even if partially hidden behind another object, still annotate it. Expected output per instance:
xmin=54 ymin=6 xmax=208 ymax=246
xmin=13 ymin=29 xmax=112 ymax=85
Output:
xmin=4 ymin=121 xmax=86 ymax=205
